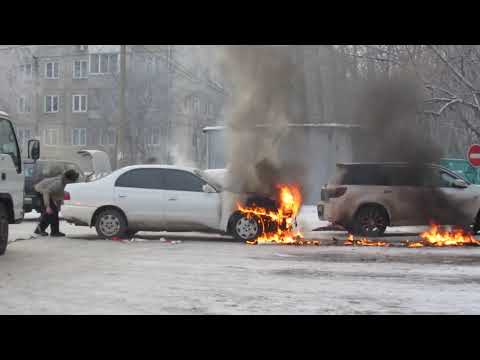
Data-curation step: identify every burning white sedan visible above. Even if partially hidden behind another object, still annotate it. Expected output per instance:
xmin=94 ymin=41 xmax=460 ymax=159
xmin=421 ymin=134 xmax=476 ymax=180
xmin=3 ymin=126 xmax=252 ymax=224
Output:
xmin=62 ymin=164 xmax=300 ymax=241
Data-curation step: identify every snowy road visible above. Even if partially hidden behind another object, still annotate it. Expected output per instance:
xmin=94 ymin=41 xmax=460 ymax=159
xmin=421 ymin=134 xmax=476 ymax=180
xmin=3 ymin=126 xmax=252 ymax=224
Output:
xmin=1 ymin=207 xmax=480 ymax=314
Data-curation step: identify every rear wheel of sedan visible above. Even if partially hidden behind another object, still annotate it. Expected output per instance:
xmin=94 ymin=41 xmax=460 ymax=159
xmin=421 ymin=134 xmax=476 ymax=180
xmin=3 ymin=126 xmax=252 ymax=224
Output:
xmin=95 ymin=209 xmax=128 ymax=239
xmin=352 ymin=205 xmax=388 ymax=237
xmin=230 ymin=212 xmax=263 ymax=242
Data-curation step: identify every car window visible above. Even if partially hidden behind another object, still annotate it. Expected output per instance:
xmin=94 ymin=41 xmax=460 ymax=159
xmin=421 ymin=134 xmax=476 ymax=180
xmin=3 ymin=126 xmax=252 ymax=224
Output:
xmin=388 ymin=166 xmax=425 ymax=187
xmin=342 ymin=166 xmax=391 ymax=186
xmin=440 ymin=172 xmax=458 ymax=187
xmin=24 ymin=164 xmax=34 ymax=177
xmin=115 ymin=169 xmax=162 ymax=189
xmin=161 ymin=169 xmax=207 ymax=192
xmin=421 ymin=168 xmax=458 ymax=188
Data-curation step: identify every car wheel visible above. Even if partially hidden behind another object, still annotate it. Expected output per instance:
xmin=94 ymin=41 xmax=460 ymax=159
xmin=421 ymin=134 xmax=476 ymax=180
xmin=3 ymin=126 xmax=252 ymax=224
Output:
xmin=0 ymin=204 xmax=9 ymax=256
xmin=230 ymin=212 xmax=263 ymax=242
xmin=473 ymin=211 xmax=480 ymax=234
xmin=95 ymin=209 xmax=128 ymax=239
xmin=352 ymin=205 xmax=388 ymax=237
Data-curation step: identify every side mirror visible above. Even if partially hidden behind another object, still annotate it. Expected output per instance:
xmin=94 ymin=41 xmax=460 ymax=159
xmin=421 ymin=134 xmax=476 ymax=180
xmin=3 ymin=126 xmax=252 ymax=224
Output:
xmin=453 ymin=179 xmax=468 ymax=189
xmin=28 ymin=139 xmax=40 ymax=161
xmin=203 ymin=184 xmax=216 ymax=193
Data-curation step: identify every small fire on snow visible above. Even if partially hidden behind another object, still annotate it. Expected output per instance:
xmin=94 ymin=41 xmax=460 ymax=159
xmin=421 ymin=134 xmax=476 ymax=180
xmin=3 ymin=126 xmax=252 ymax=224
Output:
xmin=405 ymin=224 xmax=480 ymax=248
xmin=344 ymin=234 xmax=389 ymax=247
xmin=344 ymin=224 xmax=480 ymax=248
xmin=238 ymin=184 xmax=319 ymax=246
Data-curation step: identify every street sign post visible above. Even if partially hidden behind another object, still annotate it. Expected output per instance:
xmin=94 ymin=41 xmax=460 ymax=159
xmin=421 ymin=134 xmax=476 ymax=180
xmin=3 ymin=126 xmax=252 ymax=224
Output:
xmin=468 ymin=144 xmax=480 ymax=167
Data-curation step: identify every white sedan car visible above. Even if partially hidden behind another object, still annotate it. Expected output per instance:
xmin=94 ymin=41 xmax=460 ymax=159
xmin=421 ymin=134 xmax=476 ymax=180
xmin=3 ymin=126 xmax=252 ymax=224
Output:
xmin=62 ymin=165 xmax=265 ymax=241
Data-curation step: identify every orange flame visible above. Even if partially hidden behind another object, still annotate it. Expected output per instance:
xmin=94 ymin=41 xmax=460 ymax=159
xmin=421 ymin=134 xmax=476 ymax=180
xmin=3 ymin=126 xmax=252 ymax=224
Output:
xmin=406 ymin=224 xmax=480 ymax=248
xmin=239 ymin=184 xmax=318 ymax=245
xmin=344 ymin=234 xmax=389 ymax=247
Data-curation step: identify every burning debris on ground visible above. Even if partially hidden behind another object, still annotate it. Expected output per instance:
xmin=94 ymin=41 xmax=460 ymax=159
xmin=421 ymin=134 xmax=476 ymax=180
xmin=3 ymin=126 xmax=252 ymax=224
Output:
xmin=328 ymin=224 xmax=480 ymax=249
xmin=405 ymin=225 xmax=480 ymax=248
xmin=344 ymin=235 xmax=390 ymax=247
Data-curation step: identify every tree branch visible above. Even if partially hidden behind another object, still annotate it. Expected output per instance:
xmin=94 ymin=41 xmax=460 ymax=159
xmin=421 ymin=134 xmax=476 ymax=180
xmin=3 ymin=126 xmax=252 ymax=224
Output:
xmin=427 ymin=45 xmax=478 ymax=92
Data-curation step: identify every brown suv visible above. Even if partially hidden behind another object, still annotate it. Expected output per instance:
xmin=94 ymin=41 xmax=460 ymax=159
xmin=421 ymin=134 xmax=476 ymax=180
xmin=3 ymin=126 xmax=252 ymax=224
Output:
xmin=317 ymin=163 xmax=480 ymax=237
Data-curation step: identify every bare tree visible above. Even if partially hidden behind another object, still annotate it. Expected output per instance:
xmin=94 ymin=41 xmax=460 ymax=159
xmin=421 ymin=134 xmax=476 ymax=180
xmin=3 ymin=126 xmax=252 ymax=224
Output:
xmin=94 ymin=46 xmax=171 ymax=166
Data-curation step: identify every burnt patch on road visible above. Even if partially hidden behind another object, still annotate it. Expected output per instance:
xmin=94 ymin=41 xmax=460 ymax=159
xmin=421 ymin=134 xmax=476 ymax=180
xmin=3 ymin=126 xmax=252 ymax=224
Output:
xmin=268 ymin=251 xmax=480 ymax=266
xmin=269 ymin=268 xmax=480 ymax=286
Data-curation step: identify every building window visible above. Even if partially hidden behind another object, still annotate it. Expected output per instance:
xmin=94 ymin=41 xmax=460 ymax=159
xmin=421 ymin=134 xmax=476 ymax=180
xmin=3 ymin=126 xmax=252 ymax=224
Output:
xmin=145 ymin=128 xmax=160 ymax=145
xmin=17 ymin=96 xmax=31 ymax=113
xmin=208 ymin=103 xmax=214 ymax=116
xmin=152 ymin=128 xmax=160 ymax=145
xmin=16 ymin=127 xmax=33 ymax=149
xmin=45 ymin=62 xmax=59 ymax=79
xmin=73 ymin=60 xmax=88 ymax=79
xmin=19 ymin=64 xmax=33 ymax=80
xmin=72 ymin=128 xmax=87 ymax=146
xmin=192 ymin=97 xmax=200 ymax=113
xmin=72 ymin=95 xmax=88 ymax=113
xmin=45 ymin=95 xmax=59 ymax=113
xmin=90 ymin=54 xmax=119 ymax=74
xmin=100 ymin=128 xmax=116 ymax=146
xmin=43 ymin=128 xmax=59 ymax=146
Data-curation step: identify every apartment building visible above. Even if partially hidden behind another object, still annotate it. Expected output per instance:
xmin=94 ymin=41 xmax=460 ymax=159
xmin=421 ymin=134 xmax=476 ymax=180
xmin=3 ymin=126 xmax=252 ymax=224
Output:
xmin=0 ymin=45 xmax=227 ymax=168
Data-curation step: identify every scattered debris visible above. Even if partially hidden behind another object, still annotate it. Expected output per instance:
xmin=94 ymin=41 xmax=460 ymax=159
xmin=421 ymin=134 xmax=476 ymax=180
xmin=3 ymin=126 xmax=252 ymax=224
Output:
xmin=9 ymin=235 xmax=38 ymax=244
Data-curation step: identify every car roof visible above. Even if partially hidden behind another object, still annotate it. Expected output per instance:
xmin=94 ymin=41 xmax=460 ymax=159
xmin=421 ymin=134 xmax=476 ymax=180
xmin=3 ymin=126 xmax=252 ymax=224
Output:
xmin=120 ymin=164 xmax=199 ymax=173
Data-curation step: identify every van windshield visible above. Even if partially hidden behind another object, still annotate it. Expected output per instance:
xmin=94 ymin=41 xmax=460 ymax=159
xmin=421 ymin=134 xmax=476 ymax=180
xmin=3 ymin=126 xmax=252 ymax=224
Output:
xmin=0 ymin=118 xmax=21 ymax=173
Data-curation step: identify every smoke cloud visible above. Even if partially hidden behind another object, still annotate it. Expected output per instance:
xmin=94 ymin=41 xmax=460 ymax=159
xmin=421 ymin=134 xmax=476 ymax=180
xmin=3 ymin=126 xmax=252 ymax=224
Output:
xmin=355 ymin=74 xmax=471 ymax=226
xmin=219 ymin=45 xmax=307 ymax=197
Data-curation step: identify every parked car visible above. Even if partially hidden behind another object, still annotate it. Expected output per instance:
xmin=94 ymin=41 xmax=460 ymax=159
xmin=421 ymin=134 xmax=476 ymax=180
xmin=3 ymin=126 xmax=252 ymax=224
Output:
xmin=317 ymin=162 xmax=480 ymax=237
xmin=23 ymin=159 xmax=85 ymax=213
xmin=62 ymin=165 xmax=274 ymax=241
xmin=23 ymin=150 xmax=112 ymax=214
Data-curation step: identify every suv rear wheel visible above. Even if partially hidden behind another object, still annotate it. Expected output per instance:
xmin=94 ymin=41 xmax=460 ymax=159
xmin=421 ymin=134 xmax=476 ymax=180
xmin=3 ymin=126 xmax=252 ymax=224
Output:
xmin=352 ymin=205 xmax=389 ymax=237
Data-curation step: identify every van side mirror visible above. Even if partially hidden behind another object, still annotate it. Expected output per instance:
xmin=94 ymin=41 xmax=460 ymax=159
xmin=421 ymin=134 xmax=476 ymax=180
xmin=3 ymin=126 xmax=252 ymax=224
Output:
xmin=453 ymin=179 xmax=468 ymax=189
xmin=203 ymin=184 xmax=216 ymax=193
xmin=28 ymin=139 xmax=40 ymax=161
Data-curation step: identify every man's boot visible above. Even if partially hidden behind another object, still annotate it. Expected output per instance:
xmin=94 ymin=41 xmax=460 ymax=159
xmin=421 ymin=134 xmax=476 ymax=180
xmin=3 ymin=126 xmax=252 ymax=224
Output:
xmin=50 ymin=232 xmax=66 ymax=237
xmin=34 ymin=227 xmax=48 ymax=237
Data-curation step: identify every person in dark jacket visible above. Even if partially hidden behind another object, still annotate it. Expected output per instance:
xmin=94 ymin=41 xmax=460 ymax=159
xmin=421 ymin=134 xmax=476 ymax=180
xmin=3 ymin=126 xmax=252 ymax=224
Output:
xmin=33 ymin=169 xmax=79 ymax=237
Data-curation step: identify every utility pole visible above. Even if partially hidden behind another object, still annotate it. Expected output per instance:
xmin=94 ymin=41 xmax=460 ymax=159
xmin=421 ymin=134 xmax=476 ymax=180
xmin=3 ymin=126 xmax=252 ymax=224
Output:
xmin=166 ymin=45 xmax=175 ymax=164
xmin=116 ymin=45 xmax=127 ymax=168
xmin=32 ymin=54 xmax=40 ymax=140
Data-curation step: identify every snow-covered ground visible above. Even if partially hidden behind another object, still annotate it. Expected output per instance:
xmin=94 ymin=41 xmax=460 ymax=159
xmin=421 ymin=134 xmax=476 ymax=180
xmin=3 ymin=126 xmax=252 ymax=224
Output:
xmin=2 ymin=209 xmax=480 ymax=314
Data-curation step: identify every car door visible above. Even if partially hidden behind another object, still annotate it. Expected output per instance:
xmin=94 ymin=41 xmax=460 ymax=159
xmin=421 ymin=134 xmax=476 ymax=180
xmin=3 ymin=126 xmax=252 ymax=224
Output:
xmin=428 ymin=167 xmax=479 ymax=226
xmin=160 ymin=169 xmax=221 ymax=231
xmin=113 ymin=168 xmax=166 ymax=230
xmin=390 ymin=166 xmax=433 ymax=226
